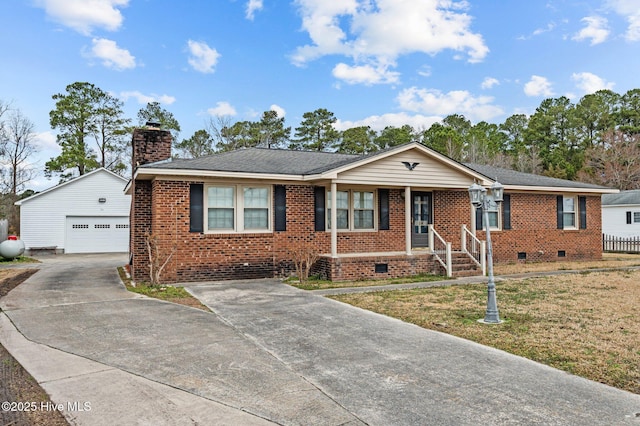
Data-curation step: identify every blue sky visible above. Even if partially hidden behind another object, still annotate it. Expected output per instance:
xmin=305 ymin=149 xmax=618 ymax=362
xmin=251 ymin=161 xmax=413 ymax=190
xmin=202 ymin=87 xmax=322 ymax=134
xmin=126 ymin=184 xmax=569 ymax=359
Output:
xmin=2 ymin=0 xmax=640 ymax=191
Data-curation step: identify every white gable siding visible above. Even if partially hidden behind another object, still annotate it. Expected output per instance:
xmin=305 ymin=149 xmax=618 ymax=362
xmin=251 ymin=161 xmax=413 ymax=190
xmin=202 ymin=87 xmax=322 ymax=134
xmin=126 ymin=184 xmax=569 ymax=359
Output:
xmin=19 ymin=169 xmax=130 ymax=252
xmin=336 ymin=151 xmax=473 ymax=187
xmin=602 ymin=205 xmax=640 ymax=237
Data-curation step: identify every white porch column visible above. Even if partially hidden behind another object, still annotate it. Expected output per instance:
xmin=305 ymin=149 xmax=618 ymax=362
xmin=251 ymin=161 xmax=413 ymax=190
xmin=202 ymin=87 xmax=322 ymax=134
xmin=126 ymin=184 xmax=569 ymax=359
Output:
xmin=405 ymin=186 xmax=412 ymax=255
xmin=331 ymin=181 xmax=338 ymax=258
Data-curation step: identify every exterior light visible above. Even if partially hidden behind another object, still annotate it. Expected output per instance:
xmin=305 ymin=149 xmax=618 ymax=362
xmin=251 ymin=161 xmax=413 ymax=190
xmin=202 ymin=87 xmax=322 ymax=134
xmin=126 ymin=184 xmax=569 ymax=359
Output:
xmin=491 ymin=180 xmax=504 ymax=203
xmin=99 ymin=198 xmax=107 ymax=203
xmin=468 ymin=182 xmax=486 ymax=208
xmin=468 ymin=180 xmax=505 ymax=324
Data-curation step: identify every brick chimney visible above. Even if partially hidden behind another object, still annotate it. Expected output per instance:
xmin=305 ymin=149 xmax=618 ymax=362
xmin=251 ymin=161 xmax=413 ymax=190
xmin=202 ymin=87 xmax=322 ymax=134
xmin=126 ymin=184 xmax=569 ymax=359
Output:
xmin=132 ymin=121 xmax=172 ymax=169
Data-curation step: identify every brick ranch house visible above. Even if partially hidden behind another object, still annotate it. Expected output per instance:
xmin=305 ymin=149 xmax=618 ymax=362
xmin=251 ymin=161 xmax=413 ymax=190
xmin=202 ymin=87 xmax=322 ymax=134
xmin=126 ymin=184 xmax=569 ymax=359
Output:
xmin=127 ymin=124 xmax=616 ymax=284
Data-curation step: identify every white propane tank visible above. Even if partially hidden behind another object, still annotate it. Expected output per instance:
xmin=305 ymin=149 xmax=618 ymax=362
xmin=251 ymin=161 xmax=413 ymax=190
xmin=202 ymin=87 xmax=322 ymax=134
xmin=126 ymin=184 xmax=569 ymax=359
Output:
xmin=0 ymin=236 xmax=25 ymax=259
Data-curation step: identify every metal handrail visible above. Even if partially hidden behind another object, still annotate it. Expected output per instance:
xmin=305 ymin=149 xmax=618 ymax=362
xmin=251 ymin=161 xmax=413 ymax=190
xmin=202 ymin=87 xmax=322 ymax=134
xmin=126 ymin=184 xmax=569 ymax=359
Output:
xmin=461 ymin=224 xmax=486 ymax=275
xmin=428 ymin=225 xmax=452 ymax=277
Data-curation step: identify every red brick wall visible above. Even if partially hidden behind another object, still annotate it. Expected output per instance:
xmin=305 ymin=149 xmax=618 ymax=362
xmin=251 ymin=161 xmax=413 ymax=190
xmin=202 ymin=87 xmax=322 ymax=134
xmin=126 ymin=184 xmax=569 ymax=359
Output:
xmin=313 ymin=253 xmax=439 ymax=281
xmin=433 ymin=190 xmax=471 ymax=250
xmin=479 ymin=193 xmax=603 ymax=263
xmin=130 ymin=179 xmax=604 ymax=283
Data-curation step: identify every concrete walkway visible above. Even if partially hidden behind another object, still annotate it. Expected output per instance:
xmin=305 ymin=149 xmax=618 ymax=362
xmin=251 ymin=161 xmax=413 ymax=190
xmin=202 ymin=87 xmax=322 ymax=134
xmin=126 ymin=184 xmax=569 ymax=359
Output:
xmin=1 ymin=254 xmax=639 ymax=425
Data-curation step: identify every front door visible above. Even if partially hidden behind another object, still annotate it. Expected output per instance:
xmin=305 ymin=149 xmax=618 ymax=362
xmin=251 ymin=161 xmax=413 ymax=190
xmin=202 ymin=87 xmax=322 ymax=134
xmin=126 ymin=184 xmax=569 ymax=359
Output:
xmin=411 ymin=192 xmax=433 ymax=248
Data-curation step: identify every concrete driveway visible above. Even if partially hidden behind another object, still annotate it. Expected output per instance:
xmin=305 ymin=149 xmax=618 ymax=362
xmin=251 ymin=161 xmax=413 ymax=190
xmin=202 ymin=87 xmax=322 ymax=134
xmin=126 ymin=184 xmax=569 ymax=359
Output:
xmin=1 ymin=255 xmax=639 ymax=425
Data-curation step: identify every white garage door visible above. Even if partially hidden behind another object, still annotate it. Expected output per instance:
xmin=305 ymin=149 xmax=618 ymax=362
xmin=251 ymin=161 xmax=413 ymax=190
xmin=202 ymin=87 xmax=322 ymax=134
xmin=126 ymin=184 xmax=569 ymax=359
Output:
xmin=65 ymin=216 xmax=129 ymax=254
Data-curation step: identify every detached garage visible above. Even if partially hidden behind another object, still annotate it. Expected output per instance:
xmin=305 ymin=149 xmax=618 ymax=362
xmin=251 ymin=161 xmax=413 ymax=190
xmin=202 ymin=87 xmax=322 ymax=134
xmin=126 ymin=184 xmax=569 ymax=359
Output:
xmin=16 ymin=168 xmax=131 ymax=254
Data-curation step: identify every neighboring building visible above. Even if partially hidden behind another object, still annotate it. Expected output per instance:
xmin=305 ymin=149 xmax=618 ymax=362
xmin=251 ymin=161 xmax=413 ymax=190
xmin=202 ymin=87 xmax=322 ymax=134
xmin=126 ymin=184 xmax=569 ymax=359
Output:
xmin=16 ymin=168 xmax=131 ymax=254
xmin=128 ymin=124 xmax=616 ymax=284
xmin=602 ymin=190 xmax=640 ymax=237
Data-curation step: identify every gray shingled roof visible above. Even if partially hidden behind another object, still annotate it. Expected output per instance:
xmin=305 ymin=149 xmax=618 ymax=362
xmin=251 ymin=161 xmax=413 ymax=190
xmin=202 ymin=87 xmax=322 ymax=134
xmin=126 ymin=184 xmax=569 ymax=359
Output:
xmin=143 ymin=146 xmax=610 ymax=190
xmin=147 ymin=148 xmax=360 ymax=175
xmin=602 ymin=190 xmax=640 ymax=205
xmin=463 ymin=163 xmax=610 ymax=190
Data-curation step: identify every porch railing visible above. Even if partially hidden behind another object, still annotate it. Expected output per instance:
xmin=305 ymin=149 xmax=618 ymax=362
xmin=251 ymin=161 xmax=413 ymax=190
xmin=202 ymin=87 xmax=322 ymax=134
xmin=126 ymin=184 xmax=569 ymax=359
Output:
xmin=428 ymin=225 xmax=452 ymax=277
xmin=461 ymin=224 xmax=486 ymax=276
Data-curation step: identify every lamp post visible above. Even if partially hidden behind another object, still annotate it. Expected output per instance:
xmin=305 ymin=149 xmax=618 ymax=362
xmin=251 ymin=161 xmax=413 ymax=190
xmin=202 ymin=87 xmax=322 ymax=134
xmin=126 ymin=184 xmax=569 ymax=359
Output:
xmin=468 ymin=181 xmax=504 ymax=324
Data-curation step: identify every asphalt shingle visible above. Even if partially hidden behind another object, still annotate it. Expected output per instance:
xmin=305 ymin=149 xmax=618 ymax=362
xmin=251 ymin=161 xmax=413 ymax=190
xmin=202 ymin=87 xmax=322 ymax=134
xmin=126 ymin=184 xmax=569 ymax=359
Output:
xmin=602 ymin=189 xmax=640 ymax=205
xmin=143 ymin=146 xmax=612 ymax=190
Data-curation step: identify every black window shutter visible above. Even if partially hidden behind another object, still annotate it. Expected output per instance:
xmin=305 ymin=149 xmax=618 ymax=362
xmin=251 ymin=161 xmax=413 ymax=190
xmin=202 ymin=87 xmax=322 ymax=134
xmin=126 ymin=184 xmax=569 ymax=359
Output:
xmin=502 ymin=193 xmax=511 ymax=230
xmin=627 ymin=211 xmax=632 ymax=224
xmin=379 ymin=189 xmax=390 ymax=230
xmin=475 ymin=207 xmax=483 ymax=230
xmin=557 ymin=195 xmax=564 ymax=229
xmin=579 ymin=196 xmax=587 ymax=229
xmin=314 ymin=187 xmax=325 ymax=231
xmin=274 ymin=185 xmax=286 ymax=231
xmin=189 ymin=183 xmax=204 ymax=233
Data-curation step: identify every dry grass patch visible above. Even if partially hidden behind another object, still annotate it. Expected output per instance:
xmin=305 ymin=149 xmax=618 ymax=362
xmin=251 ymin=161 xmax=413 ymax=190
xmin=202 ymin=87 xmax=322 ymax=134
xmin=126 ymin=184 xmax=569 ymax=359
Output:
xmin=494 ymin=252 xmax=640 ymax=275
xmin=331 ymin=269 xmax=640 ymax=394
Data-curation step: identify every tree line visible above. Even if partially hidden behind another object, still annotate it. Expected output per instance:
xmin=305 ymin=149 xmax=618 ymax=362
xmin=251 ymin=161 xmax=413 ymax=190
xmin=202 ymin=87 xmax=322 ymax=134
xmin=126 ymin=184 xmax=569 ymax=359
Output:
xmin=5 ymin=83 xmax=640 ymax=200
xmin=198 ymin=89 xmax=640 ymax=190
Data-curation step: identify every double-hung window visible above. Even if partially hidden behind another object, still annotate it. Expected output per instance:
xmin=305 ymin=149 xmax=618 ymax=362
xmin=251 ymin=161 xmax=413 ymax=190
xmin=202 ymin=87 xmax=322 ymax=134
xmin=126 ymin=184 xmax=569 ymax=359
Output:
xmin=353 ymin=191 xmax=374 ymax=229
xmin=243 ymin=187 xmax=269 ymax=230
xmin=327 ymin=189 xmax=375 ymax=231
xmin=563 ymin=196 xmax=576 ymax=229
xmin=206 ymin=185 xmax=271 ymax=232
xmin=207 ymin=186 xmax=235 ymax=230
xmin=327 ymin=190 xmax=349 ymax=229
xmin=477 ymin=195 xmax=501 ymax=230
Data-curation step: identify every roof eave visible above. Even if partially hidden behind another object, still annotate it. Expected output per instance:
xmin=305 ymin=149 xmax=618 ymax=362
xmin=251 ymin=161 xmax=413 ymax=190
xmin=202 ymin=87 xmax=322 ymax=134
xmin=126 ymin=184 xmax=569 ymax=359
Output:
xmin=133 ymin=166 xmax=308 ymax=182
xmin=504 ymin=185 xmax=618 ymax=194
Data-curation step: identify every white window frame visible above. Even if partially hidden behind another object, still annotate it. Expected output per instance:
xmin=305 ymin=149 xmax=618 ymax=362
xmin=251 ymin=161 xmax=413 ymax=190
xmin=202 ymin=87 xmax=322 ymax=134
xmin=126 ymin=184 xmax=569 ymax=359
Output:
xmin=476 ymin=195 xmax=502 ymax=231
xmin=633 ymin=212 xmax=640 ymax=223
xmin=205 ymin=184 xmax=272 ymax=233
xmin=327 ymin=188 xmax=377 ymax=232
xmin=562 ymin=196 xmax=577 ymax=230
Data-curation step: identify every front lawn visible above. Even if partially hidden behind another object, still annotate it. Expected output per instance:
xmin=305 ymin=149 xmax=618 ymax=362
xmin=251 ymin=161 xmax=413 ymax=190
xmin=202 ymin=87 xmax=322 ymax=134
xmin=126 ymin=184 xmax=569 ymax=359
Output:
xmin=331 ymin=269 xmax=640 ymax=394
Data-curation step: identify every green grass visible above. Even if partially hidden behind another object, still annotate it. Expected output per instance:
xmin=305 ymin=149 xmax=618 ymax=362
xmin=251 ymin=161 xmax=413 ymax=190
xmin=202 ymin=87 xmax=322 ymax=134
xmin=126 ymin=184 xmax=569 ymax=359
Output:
xmin=286 ymin=272 xmax=448 ymax=290
xmin=0 ymin=256 xmax=38 ymax=263
xmin=117 ymin=266 xmax=209 ymax=310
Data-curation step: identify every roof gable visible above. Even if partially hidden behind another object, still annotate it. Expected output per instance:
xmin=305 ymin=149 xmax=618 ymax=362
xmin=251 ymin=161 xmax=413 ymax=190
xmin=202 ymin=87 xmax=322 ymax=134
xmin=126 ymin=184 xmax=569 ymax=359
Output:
xmin=16 ymin=168 xmax=128 ymax=205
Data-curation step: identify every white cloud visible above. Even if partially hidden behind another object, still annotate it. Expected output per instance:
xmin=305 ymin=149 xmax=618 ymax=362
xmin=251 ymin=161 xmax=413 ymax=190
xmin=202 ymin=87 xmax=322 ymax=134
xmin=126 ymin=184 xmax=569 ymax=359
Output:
xmin=207 ymin=101 xmax=237 ymax=117
xmin=532 ymin=22 xmax=556 ymax=36
xmin=524 ymin=75 xmax=554 ymax=97
xmin=35 ymin=0 xmax=128 ymax=35
xmin=335 ymin=112 xmax=441 ymax=132
xmin=246 ymin=0 xmax=263 ymax=20
xmin=34 ymin=131 xmax=59 ymax=152
xmin=120 ymin=91 xmax=176 ymax=105
xmin=332 ymin=62 xmax=400 ymax=85
xmin=88 ymin=38 xmax=136 ymax=70
xmin=417 ymin=65 xmax=432 ymax=78
xmin=270 ymin=104 xmax=286 ymax=117
xmin=291 ymin=0 xmax=488 ymax=85
xmin=481 ymin=77 xmax=499 ymax=89
xmin=396 ymin=87 xmax=504 ymax=122
xmin=571 ymin=72 xmax=615 ymax=94
xmin=572 ymin=16 xmax=609 ymax=45
xmin=187 ymin=40 xmax=220 ymax=74
xmin=607 ymin=0 xmax=640 ymax=41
